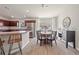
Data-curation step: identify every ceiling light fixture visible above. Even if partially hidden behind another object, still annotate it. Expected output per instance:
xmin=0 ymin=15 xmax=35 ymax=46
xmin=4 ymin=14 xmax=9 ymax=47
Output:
xmin=41 ymin=4 xmax=48 ymax=8
xmin=11 ymin=16 xmax=14 ymax=18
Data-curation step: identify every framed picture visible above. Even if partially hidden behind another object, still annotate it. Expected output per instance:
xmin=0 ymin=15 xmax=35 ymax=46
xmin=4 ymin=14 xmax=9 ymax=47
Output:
xmin=63 ymin=16 xmax=71 ymax=28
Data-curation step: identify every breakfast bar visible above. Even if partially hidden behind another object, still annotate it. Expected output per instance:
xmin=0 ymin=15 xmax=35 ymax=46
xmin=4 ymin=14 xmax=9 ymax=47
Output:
xmin=0 ymin=30 xmax=29 ymax=54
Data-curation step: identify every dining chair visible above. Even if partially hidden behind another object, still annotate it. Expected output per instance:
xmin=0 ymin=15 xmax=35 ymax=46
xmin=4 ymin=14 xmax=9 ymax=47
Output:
xmin=36 ymin=31 xmax=46 ymax=46
xmin=48 ymin=31 xmax=57 ymax=47
xmin=8 ymin=34 xmax=22 ymax=55
xmin=40 ymin=33 xmax=46 ymax=46
xmin=36 ymin=30 xmax=41 ymax=44
xmin=0 ymin=38 xmax=5 ymax=55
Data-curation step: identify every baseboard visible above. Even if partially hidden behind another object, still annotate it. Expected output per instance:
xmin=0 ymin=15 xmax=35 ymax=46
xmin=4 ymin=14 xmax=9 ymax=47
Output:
xmin=11 ymin=41 xmax=29 ymax=54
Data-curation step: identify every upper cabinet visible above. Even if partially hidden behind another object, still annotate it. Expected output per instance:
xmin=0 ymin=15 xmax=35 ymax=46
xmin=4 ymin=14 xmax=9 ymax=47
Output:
xmin=0 ymin=19 xmax=9 ymax=26
xmin=0 ymin=19 xmax=18 ymax=26
xmin=9 ymin=21 xmax=18 ymax=26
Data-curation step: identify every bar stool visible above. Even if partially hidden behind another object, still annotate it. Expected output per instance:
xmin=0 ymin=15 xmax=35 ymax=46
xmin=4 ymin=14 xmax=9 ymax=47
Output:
xmin=0 ymin=38 xmax=5 ymax=55
xmin=8 ymin=34 xmax=22 ymax=55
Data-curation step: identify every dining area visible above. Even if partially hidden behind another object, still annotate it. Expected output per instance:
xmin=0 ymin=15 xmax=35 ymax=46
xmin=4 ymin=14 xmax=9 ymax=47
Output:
xmin=36 ymin=26 xmax=57 ymax=47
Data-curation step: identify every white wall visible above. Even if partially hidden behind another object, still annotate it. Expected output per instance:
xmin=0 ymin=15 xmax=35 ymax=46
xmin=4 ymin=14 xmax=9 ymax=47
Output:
xmin=58 ymin=5 xmax=79 ymax=50
xmin=36 ymin=18 xmax=58 ymax=31
xmin=36 ymin=19 xmax=40 ymax=30
xmin=52 ymin=17 xmax=58 ymax=31
xmin=40 ymin=18 xmax=52 ymax=27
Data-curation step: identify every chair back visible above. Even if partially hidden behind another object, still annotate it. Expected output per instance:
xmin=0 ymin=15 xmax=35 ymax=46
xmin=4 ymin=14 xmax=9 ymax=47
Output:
xmin=8 ymin=34 xmax=22 ymax=44
xmin=36 ymin=30 xmax=41 ymax=39
xmin=52 ymin=31 xmax=57 ymax=39
xmin=40 ymin=33 xmax=46 ymax=39
xmin=47 ymin=34 xmax=52 ymax=40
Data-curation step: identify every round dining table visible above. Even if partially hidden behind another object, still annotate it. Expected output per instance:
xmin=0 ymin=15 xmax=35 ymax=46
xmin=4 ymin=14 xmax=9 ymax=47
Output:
xmin=40 ymin=31 xmax=52 ymax=44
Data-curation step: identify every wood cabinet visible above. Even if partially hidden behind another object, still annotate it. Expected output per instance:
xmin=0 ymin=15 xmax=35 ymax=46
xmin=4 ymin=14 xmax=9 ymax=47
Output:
xmin=0 ymin=19 xmax=18 ymax=26
xmin=0 ymin=19 xmax=9 ymax=26
xmin=9 ymin=21 xmax=18 ymax=26
xmin=66 ymin=31 xmax=75 ymax=48
xmin=25 ymin=20 xmax=36 ymax=38
xmin=3 ymin=21 xmax=9 ymax=26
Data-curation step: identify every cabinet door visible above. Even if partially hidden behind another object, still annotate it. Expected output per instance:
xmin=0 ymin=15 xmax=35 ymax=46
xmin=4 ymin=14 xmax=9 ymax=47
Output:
xmin=0 ymin=21 xmax=9 ymax=26
xmin=3 ymin=21 xmax=9 ymax=26
xmin=66 ymin=31 xmax=75 ymax=48
xmin=67 ymin=31 xmax=75 ymax=42
xmin=9 ymin=21 xmax=18 ymax=26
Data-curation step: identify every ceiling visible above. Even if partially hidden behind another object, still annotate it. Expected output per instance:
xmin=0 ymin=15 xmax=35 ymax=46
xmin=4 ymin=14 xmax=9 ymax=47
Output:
xmin=0 ymin=4 xmax=79 ymax=19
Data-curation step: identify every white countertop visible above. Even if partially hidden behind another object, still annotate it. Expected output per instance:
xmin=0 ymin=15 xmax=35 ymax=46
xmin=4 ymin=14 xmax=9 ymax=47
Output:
xmin=0 ymin=31 xmax=27 ymax=35
xmin=0 ymin=26 xmax=27 ymax=30
xmin=41 ymin=31 xmax=52 ymax=34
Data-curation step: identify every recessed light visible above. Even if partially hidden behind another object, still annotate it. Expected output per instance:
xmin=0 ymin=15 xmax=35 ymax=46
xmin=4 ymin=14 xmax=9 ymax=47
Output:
xmin=11 ymin=16 xmax=14 ymax=18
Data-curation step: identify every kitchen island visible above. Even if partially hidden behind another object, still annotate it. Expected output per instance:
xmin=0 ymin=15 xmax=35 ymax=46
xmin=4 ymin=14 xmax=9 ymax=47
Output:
xmin=0 ymin=30 xmax=29 ymax=54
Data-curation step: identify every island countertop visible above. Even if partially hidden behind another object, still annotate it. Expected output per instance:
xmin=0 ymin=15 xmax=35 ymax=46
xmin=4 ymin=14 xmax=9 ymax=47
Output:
xmin=0 ymin=30 xmax=27 ymax=35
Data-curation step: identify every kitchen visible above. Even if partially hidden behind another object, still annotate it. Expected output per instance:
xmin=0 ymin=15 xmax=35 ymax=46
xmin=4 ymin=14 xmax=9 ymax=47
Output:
xmin=0 ymin=18 xmax=36 ymax=54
